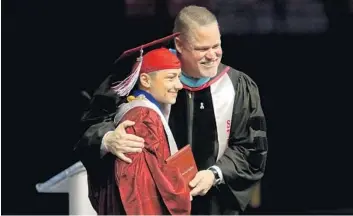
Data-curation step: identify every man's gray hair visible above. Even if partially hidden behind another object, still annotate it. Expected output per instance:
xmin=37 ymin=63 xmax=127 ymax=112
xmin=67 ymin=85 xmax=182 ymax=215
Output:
xmin=173 ymin=5 xmax=218 ymax=41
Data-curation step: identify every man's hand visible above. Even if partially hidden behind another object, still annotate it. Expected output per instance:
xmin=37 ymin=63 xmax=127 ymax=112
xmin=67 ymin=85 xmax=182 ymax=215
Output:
xmin=189 ymin=170 xmax=215 ymax=196
xmin=103 ymin=120 xmax=145 ymax=163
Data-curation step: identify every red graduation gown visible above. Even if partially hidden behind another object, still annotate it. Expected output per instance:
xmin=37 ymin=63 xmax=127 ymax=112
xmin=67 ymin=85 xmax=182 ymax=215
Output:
xmin=115 ymin=106 xmax=191 ymax=215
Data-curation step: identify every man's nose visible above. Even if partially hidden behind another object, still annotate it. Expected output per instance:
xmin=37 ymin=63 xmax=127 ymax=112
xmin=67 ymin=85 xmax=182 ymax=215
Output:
xmin=205 ymin=50 xmax=217 ymax=60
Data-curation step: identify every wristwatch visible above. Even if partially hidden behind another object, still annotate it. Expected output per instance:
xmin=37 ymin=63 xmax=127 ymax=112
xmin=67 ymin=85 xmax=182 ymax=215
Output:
xmin=208 ymin=167 xmax=221 ymax=185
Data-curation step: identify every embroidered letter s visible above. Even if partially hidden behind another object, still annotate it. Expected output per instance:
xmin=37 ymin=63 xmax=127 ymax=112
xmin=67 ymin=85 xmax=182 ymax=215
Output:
xmin=226 ymin=120 xmax=231 ymax=134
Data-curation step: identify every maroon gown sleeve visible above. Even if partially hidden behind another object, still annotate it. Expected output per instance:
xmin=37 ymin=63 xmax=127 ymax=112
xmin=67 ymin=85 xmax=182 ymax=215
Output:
xmin=115 ymin=106 xmax=191 ymax=215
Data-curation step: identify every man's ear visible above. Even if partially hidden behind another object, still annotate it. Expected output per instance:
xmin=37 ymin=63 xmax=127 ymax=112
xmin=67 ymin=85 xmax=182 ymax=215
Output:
xmin=139 ymin=73 xmax=151 ymax=88
xmin=174 ymin=37 xmax=183 ymax=54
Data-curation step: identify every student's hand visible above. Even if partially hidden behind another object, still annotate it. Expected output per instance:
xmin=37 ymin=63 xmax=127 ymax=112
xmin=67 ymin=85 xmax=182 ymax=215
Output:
xmin=189 ymin=170 xmax=215 ymax=196
xmin=103 ymin=120 xmax=145 ymax=163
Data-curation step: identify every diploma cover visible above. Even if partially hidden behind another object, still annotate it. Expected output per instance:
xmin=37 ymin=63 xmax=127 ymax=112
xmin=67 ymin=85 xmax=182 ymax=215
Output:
xmin=165 ymin=144 xmax=198 ymax=184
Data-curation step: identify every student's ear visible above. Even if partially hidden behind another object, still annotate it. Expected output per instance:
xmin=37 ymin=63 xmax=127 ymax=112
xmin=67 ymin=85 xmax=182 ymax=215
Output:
xmin=139 ymin=73 xmax=152 ymax=88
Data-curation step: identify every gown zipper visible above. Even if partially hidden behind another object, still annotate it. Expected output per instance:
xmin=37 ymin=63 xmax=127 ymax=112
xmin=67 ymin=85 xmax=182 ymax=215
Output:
xmin=186 ymin=91 xmax=194 ymax=146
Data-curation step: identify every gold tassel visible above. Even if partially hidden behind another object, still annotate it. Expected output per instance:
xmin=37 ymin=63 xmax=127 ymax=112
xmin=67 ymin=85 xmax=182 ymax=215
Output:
xmin=127 ymin=95 xmax=136 ymax=102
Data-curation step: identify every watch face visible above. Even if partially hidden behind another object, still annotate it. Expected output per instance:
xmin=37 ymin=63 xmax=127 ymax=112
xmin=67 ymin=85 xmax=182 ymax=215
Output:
xmin=210 ymin=168 xmax=220 ymax=179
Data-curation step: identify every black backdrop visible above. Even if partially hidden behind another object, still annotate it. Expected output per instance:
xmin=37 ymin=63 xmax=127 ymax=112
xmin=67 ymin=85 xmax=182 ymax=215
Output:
xmin=2 ymin=0 xmax=353 ymax=214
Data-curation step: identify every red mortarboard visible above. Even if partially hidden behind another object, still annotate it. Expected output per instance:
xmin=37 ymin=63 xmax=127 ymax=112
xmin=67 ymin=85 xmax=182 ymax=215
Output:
xmin=112 ymin=33 xmax=181 ymax=96
xmin=114 ymin=32 xmax=180 ymax=63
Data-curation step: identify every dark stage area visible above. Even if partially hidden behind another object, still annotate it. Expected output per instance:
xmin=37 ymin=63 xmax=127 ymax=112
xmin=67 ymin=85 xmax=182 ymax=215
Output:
xmin=2 ymin=0 xmax=353 ymax=214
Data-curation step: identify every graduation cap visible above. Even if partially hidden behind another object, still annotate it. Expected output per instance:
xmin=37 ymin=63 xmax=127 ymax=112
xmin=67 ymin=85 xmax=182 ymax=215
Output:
xmin=111 ymin=32 xmax=181 ymax=96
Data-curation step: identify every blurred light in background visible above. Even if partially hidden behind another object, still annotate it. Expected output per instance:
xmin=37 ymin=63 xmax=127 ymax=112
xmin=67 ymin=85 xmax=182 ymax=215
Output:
xmin=124 ymin=0 xmax=334 ymax=34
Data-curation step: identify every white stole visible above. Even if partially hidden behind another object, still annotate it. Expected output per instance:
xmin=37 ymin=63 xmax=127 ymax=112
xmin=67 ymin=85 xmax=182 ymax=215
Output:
xmin=210 ymin=73 xmax=235 ymax=161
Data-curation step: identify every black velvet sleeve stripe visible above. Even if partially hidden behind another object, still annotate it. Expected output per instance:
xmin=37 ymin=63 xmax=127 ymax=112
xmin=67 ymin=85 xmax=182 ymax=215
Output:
xmin=248 ymin=115 xmax=267 ymax=132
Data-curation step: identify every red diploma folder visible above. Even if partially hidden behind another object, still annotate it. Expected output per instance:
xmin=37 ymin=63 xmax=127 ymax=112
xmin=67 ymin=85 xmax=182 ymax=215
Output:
xmin=165 ymin=144 xmax=198 ymax=184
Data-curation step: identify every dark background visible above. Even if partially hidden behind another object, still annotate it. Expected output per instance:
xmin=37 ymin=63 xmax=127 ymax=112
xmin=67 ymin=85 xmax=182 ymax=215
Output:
xmin=2 ymin=0 xmax=353 ymax=214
